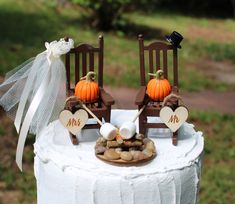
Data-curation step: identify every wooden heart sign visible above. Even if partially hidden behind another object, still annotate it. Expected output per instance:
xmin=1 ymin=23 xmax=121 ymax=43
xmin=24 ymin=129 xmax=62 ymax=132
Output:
xmin=160 ymin=106 xmax=188 ymax=132
xmin=59 ymin=109 xmax=88 ymax=135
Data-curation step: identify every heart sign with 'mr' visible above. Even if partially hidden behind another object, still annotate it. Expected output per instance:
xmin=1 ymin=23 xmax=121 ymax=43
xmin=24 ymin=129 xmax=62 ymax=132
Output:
xmin=59 ymin=109 xmax=88 ymax=135
xmin=160 ymin=106 xmax=188 ymax=132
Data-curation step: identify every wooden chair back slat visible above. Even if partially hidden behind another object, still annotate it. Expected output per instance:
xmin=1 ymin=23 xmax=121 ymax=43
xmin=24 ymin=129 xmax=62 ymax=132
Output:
xmin=82 ymin=52 xmax=87 ymax=76
xmin=163 ymin=50 xmax=168 ymax=79
xmin=173 ymin=48 xmax=178 ymax=86
xmin=149 ymin=50 xmax=154 ymax=78
xmin=98 ymin=35 xmax=104 ymax=88
xmin=138 ymin=34 xmax=146 ymax=86
xmin=75 ymin=52 xmax=80 ymax=84
xmin=155 ymin=50 xmax=160 ymax=71
xmin=89 ymin=52 xmax=94 ymax=71
xmin=65 ymin=53 xmax=71 ymax=90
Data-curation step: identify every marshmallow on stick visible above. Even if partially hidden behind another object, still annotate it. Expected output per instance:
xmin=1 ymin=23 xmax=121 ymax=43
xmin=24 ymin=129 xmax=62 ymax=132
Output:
xmin=119 ymin=105 xmax=146 ymax=139
xmin=81 ymin=104 xmax=117 ymax=140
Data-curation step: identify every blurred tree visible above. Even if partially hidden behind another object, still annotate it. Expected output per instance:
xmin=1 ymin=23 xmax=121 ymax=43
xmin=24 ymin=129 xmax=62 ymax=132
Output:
xmin=156 ymin=0 xmax=234 ymax=18
xmin=64 ymin=0 xmax=235 ymax=31
xmin=231 ymin=0 xmax=235 ymax=17
xmin=71 ymin=0 xmax=132 ymax=30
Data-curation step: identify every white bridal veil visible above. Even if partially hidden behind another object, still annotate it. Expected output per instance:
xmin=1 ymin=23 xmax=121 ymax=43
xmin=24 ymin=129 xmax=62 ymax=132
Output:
xmin=0 ymin=38 xmax=74 ymax=170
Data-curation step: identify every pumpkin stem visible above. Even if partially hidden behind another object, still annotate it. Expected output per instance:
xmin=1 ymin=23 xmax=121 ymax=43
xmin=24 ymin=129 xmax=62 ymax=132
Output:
xmin=81 ymin=71 xmax=96 ymax=82
xmin=148 ymin=70 xmax=164 ymax=79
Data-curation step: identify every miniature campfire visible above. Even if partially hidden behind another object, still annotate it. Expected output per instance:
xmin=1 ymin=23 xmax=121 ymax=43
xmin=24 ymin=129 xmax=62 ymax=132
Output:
xmin=95 ymin=130 xmax=156 ymax=164
xmin=64 ymin=96 xmax=156 ymax=164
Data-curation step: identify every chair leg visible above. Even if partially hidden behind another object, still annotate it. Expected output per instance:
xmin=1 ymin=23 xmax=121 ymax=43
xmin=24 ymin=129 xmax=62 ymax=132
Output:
xmin=69 ymin=132 xmax=79 ymax=145
xmin=105 ymin=105 xmax=111 ymax=123
xmin=172 ymin=131 xmax=178 ymax=145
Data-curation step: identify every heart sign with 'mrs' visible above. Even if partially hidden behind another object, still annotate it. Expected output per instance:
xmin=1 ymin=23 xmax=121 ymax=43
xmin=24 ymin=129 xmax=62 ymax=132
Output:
xmin=59 ymin=109 xmax=88 ymax=135
xmin=160 ymin=106 xmax=188 ymax=132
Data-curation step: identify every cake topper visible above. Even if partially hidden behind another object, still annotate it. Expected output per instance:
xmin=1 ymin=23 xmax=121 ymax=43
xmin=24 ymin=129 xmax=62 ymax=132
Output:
xmin=0 ymin=38 xmax=74 ymax=171
xmin=165 ymin=31 xmax=183 ymax=48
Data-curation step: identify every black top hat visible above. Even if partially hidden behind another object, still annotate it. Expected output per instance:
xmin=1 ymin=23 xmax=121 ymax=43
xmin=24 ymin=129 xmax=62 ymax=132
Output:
xmin=165 ymin=31 xmax=183 ymax=48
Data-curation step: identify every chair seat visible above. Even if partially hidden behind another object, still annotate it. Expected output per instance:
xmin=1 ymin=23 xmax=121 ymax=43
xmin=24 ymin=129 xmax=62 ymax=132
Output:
xmin=67 ymin=87 xmax=114 ymax=107
xmin=86 ymin=102 xmax=108 ymax=116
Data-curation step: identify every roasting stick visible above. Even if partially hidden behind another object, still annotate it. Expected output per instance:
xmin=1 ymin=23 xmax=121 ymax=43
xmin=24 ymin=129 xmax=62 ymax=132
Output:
xmin=81 ymin=103 xmax=117 ymax=140
xmin=132 ymin=105 xmax=146 ymax=122
xmin=65 ymin=96 xmax=117 ymax=140
xmin=81 ymin=104 xmax=103 ymax=126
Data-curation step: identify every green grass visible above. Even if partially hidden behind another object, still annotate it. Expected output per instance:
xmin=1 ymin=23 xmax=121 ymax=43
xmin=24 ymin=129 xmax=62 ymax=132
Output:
xmin=189 ymin=111 xmax=235 ymax=203
xmin=190 ymin=40 xmax=235 ymax=63
xmin=1 ymin=1 xmax=235 ymax=91
xmin=0 ymin=132 xmax=36 ymax=203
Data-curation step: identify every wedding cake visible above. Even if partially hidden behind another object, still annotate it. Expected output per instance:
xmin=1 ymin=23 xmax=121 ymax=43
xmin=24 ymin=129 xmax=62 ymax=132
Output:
xmin=34 ymin=109 xmax=204 ymax=204
xmin=0 ymin=36 xmax=204 ymax=204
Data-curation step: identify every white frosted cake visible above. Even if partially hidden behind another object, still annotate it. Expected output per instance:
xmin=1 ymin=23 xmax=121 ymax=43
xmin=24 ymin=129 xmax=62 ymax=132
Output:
xmin=34 ymin=110 xmax=204 ymax=204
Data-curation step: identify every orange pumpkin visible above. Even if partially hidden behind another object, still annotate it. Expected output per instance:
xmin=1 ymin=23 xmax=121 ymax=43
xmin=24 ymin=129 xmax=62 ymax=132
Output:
xmin=146 ymin=70 xmax=171 ymax=101
xmin=75 ymin=71 xmax=99 ymax=103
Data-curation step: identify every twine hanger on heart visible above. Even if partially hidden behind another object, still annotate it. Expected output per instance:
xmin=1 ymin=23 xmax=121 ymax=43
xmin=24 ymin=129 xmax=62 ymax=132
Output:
xmin=162 ymin=93 xmax=185 ymax=108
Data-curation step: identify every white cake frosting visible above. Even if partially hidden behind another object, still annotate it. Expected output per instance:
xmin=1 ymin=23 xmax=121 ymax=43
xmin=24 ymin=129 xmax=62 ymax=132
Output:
xmin=34 ymin=110 xmax=204 ymax=204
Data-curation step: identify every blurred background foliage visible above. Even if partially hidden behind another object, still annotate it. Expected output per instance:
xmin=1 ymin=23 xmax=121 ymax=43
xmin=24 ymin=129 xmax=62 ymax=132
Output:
xmin=0 ymin=0 xmax=235 ymax=203
xmin=72 ymin=0 xmax=235 ymax=30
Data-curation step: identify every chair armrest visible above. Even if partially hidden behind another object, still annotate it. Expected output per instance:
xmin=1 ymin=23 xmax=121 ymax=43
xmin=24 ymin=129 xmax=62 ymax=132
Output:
xmin=100 ymin=88 xmax=115 ymax=106
xmin=135 ymin=86 xmax=146 ymax=105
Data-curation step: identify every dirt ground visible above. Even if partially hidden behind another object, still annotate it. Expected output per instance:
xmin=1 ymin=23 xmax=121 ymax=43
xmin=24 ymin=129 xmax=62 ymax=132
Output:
xmin=105 ymin=57 xmax=235 ymax=114
xmin=187 ymin=25 xmax=235 ymax=43
xmin=104 ymin=86 xmax=235 ymax=114
xmin=190 ymin=59 xmax=235 ymax=84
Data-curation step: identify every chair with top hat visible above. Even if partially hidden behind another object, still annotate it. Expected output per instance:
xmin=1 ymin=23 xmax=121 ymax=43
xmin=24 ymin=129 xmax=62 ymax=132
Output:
xmin=135 ymin=33 xmax=182 ymax=145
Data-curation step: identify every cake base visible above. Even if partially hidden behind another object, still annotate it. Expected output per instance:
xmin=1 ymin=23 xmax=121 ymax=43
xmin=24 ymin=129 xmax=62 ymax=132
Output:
xmin=34 ymin=109 xmax=204 ymax=204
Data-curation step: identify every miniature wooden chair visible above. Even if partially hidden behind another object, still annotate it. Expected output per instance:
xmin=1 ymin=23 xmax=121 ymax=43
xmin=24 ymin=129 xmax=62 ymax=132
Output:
xmin=135 ymin=34 xmax=179 ymax=145
xmin=65 ymin=35 xmax=115 ymax=130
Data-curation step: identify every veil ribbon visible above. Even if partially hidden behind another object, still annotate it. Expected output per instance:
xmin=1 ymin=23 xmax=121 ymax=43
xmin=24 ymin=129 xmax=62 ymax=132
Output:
xmin=0 ymin=38 xmax=74 ymax=171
